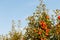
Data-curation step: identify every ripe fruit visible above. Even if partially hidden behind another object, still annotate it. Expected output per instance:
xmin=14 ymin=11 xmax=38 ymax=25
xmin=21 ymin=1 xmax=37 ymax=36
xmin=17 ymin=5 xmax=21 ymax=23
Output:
xmin=38 ymin=31 xmax=42 ymax=35
xmin=46 ymin=29 xmax=50 ymax=33
xmin=39 ymin=21 xmax=47 ymax=29
xmin=58 ymin=15 xmax=60 ymax=20
xmin=45 ymin=33 xmax=49 ymax=36
xmin=46 ymin=16 xmax=49 ymax=19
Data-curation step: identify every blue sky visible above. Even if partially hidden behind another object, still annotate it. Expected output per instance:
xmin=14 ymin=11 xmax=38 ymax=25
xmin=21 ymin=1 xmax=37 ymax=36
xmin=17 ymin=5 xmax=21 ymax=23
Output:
xmin=0 ymin=0 xmax=60 ymax=35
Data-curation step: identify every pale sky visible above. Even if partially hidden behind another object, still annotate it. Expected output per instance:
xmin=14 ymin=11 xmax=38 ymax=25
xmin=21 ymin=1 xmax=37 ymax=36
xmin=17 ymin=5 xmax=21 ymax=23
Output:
xmin=0 ymin=0 xmax=60 ymax=35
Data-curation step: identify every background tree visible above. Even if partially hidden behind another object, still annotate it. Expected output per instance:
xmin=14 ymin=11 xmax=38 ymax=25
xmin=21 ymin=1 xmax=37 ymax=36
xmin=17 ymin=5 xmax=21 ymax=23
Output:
xmin=0 ymin=20 xmax=22 ymax=40
xmin=9 ymin=20 xmax=22 ymax=40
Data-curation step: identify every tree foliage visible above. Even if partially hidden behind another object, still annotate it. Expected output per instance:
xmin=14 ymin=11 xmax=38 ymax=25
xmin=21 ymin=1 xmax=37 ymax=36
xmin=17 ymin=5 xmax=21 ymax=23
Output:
xmin=24 ymin=0 xmax=60 ymax=40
